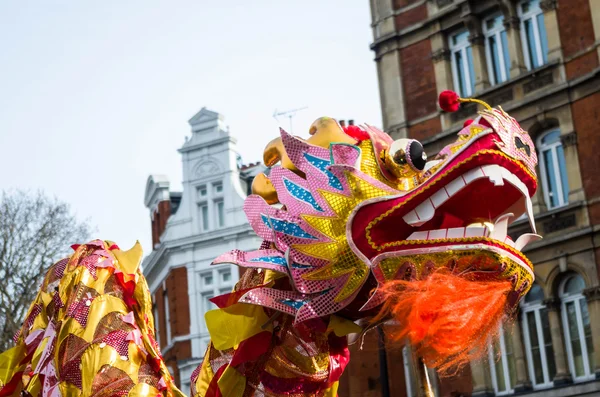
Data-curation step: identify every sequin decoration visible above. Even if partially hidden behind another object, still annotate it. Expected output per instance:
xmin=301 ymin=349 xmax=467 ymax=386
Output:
xmin=283 ymin=178 xmax=324 ymax=212
xmin=261 ymin=214 xmax=318 ymax=240
xmin=0 ymin=240 xmax=184 ymax=397
xmin=303 ymin=153 xmax=343 ymax=191
xmin=249 ymin=256 xmax=288 ymax=266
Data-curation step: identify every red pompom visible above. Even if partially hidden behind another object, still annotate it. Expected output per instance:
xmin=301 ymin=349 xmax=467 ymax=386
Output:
xmin=439 ymin=90 xmax=461 ymax=112
xmin=463 ymin=119 xmax=474 ymax=128
xmin=343 ymin=125 xmax=369 ymax=142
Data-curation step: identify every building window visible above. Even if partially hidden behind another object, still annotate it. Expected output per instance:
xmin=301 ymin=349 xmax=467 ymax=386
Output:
xmin=221 ymin=271 xmax=231 ymax=283
xmin=519 ymin=0 xmax=548 ymax=70
xmin=449 ymin=30 xmax=476 ymax=97
xmin=202 ymin=273 xmax=213 ymax=287
xmin=216 ymin=200 xmax=225 ymax=228
xmin=199 ymin=203 xmax=209 ymax=231
xmin=521 ymin=284 xmax=556 ymax=389
xmin=197 ymin=185 xmax=207 ymax=198
xmin=214 ymin=182 xmax=223 ymax=194
xmin=483 ymin=14 xmax=511 ymax=85
xmin=489 ymin=324 xmax=516 ymax=395
xmin=538 ymin=130 xmax=569 ymax=209
xmin=402 ymin=345 xmax=438 ymax=397
xmin=202 ymin=292 xmax=215 ymax=313
xmin=198 ymin=266 xmax=237 ymax=331
xmin=560 ymin=274 xmax=595 ymax=381
xmin=153 ymin=303 xmax=161 ymax=346
xmin=164 ymin=293 xmax=172 ymax=345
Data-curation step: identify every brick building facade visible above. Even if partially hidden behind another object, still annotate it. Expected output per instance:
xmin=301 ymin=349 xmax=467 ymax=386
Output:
xmin=339 ymin=0 xmax=600 ymax=396
xmin=142 ymin=108 xmax=264 ymax=394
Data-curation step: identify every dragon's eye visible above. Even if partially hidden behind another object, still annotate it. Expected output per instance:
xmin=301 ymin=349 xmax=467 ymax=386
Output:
xmin=389 ymin=139 xmax=427 ymax=172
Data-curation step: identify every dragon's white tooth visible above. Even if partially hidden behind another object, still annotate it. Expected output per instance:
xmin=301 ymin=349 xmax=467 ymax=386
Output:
xmin=515 ymin=233 xmax=542 ymax=251
xmin=414 ymin=199 xmax=435 ymax=224
xmin=504 ymin=237 xmax=516 ymax=247
xmin=428 ymin=229 xmax=447 ymax=240
xmin=407 ymin=231 xmax=429 ymax=240
xmin=447 ymin=227 xmax=465 ymax=239
xmin=465 ymin=226 xmax=485 ymax=237
xmin=464 ymin=166 xmax=485 ymax=184
xmin=403 ymin=210 xmax=422 ymax=226
xmin=484 ymin=164 xmax=504 ymax=186
xmin=446 ymin=177 xmax=466 ymax=196
xmin=431 ymin=189 xmax=449 ymax=208
xmin=491 ymin=213 xmax=513 ymax=241
xmin=500 ymin=168 xmax=536 ymax=233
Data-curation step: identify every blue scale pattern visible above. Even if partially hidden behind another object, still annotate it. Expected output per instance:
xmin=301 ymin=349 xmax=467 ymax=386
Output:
xmin=303 ymin=153 xmax=343 ymax=191
xmin=248 ymin=256 xmax=288 ymax=266
xmin=281 ymin=298 xmax=307 ymax=310
xmin=261 ymin=214 xmax=317 ymax=240
xmin=283 ymin=178 xmax=324 ymax=212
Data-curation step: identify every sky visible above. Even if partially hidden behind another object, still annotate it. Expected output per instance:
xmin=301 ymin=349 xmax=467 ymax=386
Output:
xmin=0 ymin=0 xmax=382 ymax=255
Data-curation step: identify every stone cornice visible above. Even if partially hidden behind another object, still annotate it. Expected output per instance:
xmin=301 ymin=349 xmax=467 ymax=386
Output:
xmin=560 ymin=131 xmax=578 ymax=148
xmin=540 ymin=0 xmax=557 ymax=12
xmin=431 ymin=48 xmax=451 ymax=63
xmin=543 ymin=297 xmax=561 ymax=311
xmin=584 ymin=286 xmax=600 ymax=302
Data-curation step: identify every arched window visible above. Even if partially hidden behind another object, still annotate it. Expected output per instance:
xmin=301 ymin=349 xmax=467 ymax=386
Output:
xmin=560 ymin=274 xmax=595 ymax=381
xmin=521 ymin=284 xmax=556 ymax=389
xmin=488 ymin=323 xmax=516 ymax=396
xmin=537 ymin=130 xmax=569 ymax=209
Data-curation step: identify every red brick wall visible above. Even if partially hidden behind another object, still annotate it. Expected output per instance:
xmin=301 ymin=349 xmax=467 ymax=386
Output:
xmin=400 ymin=39 xmax=438 ymax=121
xmin=395 ymin=3 xmax=428 ymax=30
xmin=556 ymin=0 xmax=596 ymax=58
xmin=151 ymin=200 xmax=172 ymax=248
xmin=394 ymin=0 xmax=420 ymax=9
xmin=338 ymin=328 xmax=472 ymax=396
xmin=153 ymin=267 xmax=192 ymax=388
xmin=408 ymin=116 xmax=442 ymax=142
xmin=565 ymin=50 xmax=598 ymax=80
xmin=165 ymin=267 xmax=190 ymax=337
xmin=571 ymin=92 xmax=600 ymax=225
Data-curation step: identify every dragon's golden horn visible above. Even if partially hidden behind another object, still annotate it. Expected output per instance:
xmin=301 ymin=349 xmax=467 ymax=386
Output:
xmin=263 ymin=137 xmax=299 ymax=172
xmin=251 ymin=173 xmax=279 ymax=204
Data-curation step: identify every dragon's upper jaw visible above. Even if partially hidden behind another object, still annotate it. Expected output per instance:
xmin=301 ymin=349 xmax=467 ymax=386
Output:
xmin=352 ymin=125 xmax=538 ymax=266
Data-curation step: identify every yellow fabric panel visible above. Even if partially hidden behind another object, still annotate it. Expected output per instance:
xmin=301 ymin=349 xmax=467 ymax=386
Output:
xmin=205 ymin=303 xmax=271 ymax=351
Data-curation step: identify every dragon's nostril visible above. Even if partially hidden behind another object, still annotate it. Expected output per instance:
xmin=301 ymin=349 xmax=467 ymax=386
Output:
xmin=514 ymin=136 xmax=531 ymax=156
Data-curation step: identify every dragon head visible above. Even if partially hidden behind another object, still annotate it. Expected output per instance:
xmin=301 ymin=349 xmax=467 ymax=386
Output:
xmin=213 ymin=92 xmax=538 ymax=369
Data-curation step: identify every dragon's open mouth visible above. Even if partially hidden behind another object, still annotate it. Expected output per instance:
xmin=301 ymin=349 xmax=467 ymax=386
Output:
xmin=351 ymin=129 xmax=538 ymax=309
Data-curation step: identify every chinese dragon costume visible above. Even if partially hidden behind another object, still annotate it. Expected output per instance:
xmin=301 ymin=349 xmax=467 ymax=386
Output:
xmin=0 ymin=91 xmax=540 ymax=397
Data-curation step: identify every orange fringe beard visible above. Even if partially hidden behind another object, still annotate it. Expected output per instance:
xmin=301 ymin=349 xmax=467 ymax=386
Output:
xmin=374 ymin=271 xmax=512 ymax=375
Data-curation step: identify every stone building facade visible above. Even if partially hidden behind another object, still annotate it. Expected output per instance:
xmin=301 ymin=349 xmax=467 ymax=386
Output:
xmin=142 ymin=108 xmax=264 ymax=394
xmin=339 ymin=0 xmax=600 ymax=396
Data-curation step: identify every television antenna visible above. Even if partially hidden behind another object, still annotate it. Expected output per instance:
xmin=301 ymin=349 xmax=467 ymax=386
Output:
xmin=273 ymin=107 xmax=308 ymax=134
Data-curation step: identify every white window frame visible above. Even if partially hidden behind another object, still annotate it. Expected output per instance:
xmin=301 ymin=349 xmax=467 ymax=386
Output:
xmin=215 ymin=199 xmax=225 ymax=228
xmin=449 ymin=30 xmax=475 ymax=97
xmin=483 ymin=13 xmax=510 ymax=85
xmin=164 ymin=292 xmax=172 ymax=345
xmin=560 ymin=275 xmax=595 ymax=382
xmin=403 ymin=345 xmax=438 ymax=397
xmin=153 ymin=301 xmax=161 ymax=347
xmin=197 ymin=266 xmax=236 ymax=332
xmin=488 ymin=325 xmax=515 ymax=396
xmin=518 ymin=0 xmax=546 ymax=70
xmin=537 ymin=129 xmax=568 ymax=209
xmin=521 ymin=286 xmax=554 ymax=389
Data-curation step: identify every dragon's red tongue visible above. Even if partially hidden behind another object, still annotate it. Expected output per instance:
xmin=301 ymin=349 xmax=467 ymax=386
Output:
xmin=375 ymin=272 xmax=511 ymax=375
